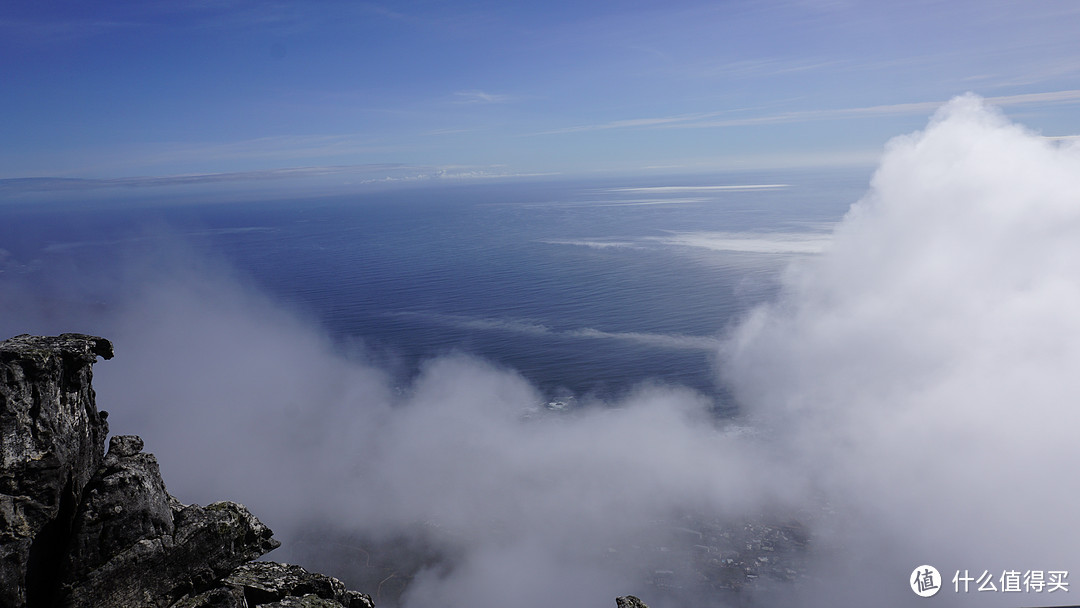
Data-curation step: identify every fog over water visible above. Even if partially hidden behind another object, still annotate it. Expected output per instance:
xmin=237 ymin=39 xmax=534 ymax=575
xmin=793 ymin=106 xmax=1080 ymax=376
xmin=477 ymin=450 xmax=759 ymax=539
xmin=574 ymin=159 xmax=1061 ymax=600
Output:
xmin=3 ymin=95 xmax=1079 ymax=607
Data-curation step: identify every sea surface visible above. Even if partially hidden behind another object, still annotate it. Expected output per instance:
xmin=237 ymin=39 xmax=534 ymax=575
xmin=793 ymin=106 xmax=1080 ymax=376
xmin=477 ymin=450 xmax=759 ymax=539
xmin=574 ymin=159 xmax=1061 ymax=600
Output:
xmin=0 ymin=169 xmax=867 ymax=404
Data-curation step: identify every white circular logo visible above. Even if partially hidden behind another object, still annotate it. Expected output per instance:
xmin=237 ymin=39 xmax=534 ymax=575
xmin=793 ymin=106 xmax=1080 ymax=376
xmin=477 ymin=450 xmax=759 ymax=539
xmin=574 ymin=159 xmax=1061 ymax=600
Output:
xmin=911 ymin=565 xmax=942 ymax=597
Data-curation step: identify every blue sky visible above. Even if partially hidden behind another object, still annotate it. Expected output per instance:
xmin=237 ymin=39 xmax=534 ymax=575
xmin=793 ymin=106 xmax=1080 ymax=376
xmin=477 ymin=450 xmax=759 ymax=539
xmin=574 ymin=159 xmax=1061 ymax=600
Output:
xmin=3 ymin=0 xmax=1080 ymax=187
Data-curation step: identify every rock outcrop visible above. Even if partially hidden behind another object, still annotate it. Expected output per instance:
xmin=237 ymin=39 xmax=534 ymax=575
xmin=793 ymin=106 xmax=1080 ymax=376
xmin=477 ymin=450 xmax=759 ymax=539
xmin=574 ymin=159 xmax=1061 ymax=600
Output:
xmin=1 ymin=334 xmax=112 ymax=607
xmin=206 ymin=562 xmax=374 ymax=608
xmin=59 ymin=435 xmax=281 ymax=607
xmin=614 ymin=596 xmax=648 ymax=608
xmin=0 ymin=334 xmax=373 ymax=608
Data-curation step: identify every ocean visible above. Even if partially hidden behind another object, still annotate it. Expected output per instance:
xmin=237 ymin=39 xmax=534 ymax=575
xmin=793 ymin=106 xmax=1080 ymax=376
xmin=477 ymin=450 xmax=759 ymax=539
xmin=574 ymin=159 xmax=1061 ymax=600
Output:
xmin=0 ymin=169 xmax=866 ymax=404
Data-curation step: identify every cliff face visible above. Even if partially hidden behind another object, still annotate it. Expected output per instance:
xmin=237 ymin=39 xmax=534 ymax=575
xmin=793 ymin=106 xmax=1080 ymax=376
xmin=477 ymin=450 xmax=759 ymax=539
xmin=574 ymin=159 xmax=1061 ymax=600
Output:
xmin=0 ymin=334 xmax=374 ymax=608
xmin=0 ymin=334 xmax=112 ymax=607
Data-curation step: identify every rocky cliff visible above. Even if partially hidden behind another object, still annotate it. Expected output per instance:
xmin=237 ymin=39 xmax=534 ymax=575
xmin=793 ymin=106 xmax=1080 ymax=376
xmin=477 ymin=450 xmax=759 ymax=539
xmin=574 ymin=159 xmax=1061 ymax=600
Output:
xmin=0 ymin=334 xmax=374 ymax=608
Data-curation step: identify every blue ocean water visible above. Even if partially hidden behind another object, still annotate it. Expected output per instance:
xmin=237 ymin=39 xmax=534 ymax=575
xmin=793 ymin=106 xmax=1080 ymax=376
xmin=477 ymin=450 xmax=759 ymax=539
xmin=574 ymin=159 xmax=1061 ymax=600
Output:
xmin=0 ymin=169 xmax=866 ymax=403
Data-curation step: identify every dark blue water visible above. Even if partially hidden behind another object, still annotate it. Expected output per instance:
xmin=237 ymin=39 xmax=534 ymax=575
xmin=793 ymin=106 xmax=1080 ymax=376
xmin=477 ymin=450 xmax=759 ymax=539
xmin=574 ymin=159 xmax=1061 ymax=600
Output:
xmin=0 ymin=170 xmax=866 ymax=402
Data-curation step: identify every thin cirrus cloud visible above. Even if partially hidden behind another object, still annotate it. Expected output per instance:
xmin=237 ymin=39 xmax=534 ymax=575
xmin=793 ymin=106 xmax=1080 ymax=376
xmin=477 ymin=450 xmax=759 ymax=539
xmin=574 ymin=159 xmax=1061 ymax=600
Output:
xmin=538 ymin=89 xmax=1080 ymax=135
xmin=453 ymin=90 xmax=515 ymax=104
xmin=0 ymin=165 xmax=405 ymax=193
xmin=13 ymin=134 xmax=411 ymax=183
xmin=0 ymin=164 xmax=549 ymax=196
xmin=0 ymin=17 xmax=138 ymax=44
xmin=138 ymin=133 xmax=394 ymax=165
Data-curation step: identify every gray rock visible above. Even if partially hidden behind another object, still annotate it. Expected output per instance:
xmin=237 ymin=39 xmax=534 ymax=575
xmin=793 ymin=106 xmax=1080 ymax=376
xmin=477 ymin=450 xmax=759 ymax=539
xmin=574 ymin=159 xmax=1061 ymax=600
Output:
xmin=227 ymin=561 xmax=346 ymax=604
xmin=342 ymin=590 xmax=375 ymax=608
xmin=60 ymin=497 xmax=281 ymax=608
xmin=0 ymin=334 xmax=112 ymax=607
xmin=169 ymin=585 xmax=247 ymax=608
xmin=615 ymin=596 xmax=649 ymax=608
xmin=107 ymin=434 xmax=144 ymax=458
xmin=62 ymin=435 xmax=175 ymax=583
xmin=259 ymin=595 xmax=343 ymax=608
xmin=223 ymin=561 xmax=373 ymax=608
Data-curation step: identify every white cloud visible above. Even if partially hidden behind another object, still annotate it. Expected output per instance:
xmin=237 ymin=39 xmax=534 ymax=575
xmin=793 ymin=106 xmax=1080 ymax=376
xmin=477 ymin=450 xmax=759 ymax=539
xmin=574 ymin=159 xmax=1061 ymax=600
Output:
xmin=722 ymin=93 xmax=1080 ymax=604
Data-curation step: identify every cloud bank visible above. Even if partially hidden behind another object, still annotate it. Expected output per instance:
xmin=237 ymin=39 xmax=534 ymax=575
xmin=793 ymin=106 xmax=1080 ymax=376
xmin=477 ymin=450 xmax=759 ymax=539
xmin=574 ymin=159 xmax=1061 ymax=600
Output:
xmin=722 ymin=93 xmax=1080 ymax=605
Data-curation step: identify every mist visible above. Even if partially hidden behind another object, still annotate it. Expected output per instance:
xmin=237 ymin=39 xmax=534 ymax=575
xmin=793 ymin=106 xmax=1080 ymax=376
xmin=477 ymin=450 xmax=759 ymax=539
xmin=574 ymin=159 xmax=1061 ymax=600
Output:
xmin=3 ymin=94 xmax=1079 ymax=607
xmin=81 ymin=262 xmax=803 ymax=608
